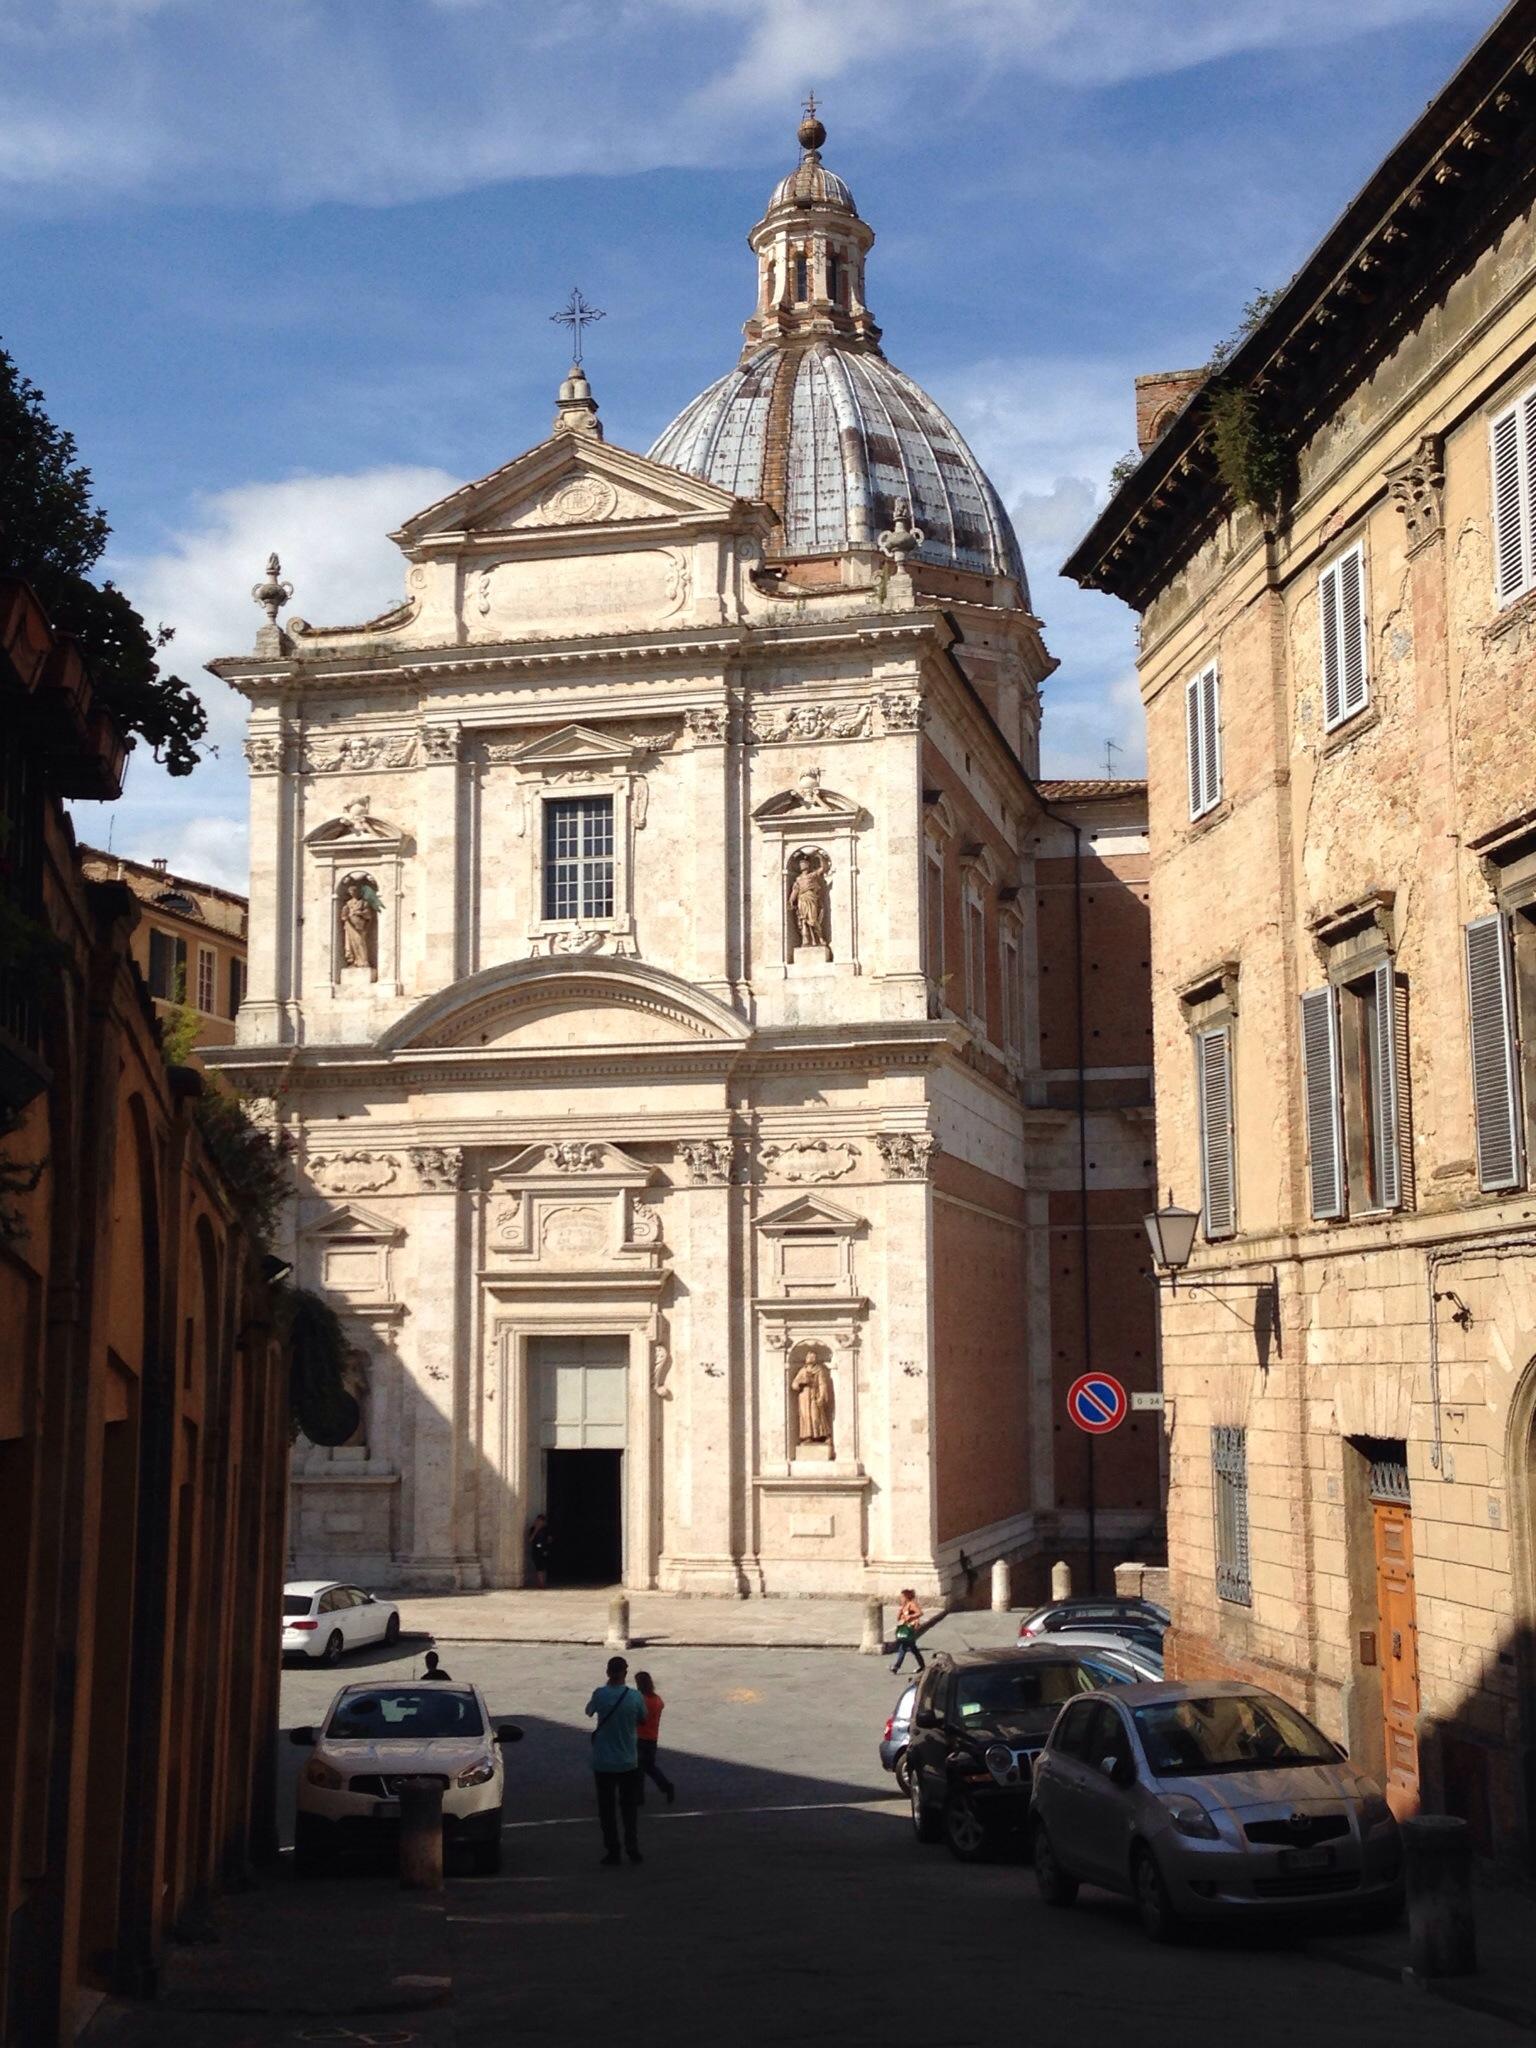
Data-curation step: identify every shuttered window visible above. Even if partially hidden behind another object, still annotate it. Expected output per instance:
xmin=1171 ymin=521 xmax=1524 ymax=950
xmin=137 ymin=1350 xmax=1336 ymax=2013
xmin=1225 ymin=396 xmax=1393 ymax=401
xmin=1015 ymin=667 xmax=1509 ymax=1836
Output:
xmin=1196 ymin=1025 xmax=1236 ymax=1239
xmin=1301 ymin=987 xmax=1344 ymax=1220
xmin=1213 ymin=1426 xmax=1252 ymax=1606
xmin=1319 ymin=541 xmax=1369 ymax=729
xmin=1185 ymin=661 xmax=1222 ymax=820
xmin=1368 ymin=962 xmax=1401 ymax=1211
xmin=1465 ymin=914 xmax=1524 ymax=1191
xmin=1490 ymin=386 xmax=1536 ymax=607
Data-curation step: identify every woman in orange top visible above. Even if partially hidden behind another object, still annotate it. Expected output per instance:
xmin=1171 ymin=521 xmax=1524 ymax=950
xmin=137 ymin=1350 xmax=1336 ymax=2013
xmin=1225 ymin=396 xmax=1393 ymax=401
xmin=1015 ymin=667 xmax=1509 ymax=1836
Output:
xmin=633 ymin=1671 xmax=676 ymax=1805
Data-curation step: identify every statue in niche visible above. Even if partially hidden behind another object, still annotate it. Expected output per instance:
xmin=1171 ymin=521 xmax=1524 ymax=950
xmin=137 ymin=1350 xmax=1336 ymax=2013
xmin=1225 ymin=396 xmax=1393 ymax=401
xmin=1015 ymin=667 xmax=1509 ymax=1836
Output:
xmin=339 ymin=874 xmax=382 ymax=974
xmin=791 ymin=1344 xmax=835 ymax=1451
xmin=788 ymin=851 xmax=832 ymax=951
xmin=340 ymin=1346 xmax=371 ymax=1449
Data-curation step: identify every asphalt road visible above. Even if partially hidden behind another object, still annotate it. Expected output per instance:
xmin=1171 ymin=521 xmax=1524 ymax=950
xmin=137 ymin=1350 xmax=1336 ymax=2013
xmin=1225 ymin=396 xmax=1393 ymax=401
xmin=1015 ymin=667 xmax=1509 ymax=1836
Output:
xmin=263 ymin=1636 xmax=1528 ymax=2048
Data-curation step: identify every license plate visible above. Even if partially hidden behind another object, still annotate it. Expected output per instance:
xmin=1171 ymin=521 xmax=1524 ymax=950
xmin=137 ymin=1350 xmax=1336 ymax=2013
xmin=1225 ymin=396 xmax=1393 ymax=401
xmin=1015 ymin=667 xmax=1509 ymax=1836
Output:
xmin=1279 ymin=1845 xmax=1333 ymax=1872
xmin=374 ymin=1800 xmax=400 ymax=1820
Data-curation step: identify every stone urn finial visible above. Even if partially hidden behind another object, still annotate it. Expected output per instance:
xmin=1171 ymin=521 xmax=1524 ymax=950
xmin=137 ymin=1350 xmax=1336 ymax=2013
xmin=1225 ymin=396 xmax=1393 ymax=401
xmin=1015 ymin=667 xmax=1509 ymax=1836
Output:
xmin=252 ymin=551 xmax=293 ymax=627
xmin=878 ymin=498 xmax=923 ymax=564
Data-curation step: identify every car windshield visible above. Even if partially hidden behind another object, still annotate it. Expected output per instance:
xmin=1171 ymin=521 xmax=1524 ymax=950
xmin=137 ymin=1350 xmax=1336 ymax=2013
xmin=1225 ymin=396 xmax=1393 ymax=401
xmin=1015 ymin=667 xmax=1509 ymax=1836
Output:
xmin=954 ymin=1660 xmax=1115 ymax=1730
xmin=1134 ymin=1694 xmax=1337 ymax=1776
xmin=283 ymin=1595 xmax=313 ymax=1617
xmin=326 ymin=1689 xmax=485 ymax=1741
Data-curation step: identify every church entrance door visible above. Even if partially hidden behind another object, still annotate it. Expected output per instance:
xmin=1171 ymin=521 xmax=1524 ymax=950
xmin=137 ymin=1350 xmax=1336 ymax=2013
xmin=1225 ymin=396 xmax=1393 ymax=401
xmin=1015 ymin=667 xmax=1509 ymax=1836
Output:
xmin=532 ymin=1336 xmax=628 ymax=1586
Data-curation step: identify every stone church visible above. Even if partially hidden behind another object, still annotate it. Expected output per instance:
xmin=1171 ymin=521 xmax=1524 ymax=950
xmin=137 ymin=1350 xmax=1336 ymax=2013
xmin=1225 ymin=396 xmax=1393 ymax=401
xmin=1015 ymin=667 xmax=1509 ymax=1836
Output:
xmin=213 ymin=112 xmax=1157 ymax=1597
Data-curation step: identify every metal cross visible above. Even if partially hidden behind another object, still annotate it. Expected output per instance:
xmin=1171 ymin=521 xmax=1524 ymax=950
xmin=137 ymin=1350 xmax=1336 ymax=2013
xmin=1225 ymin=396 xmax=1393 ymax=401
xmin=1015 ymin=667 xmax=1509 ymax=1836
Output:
xmin=550 ymin=286 xmax=605 ymax=366
xmin=803 ymin=89 xmax=818 ymax=120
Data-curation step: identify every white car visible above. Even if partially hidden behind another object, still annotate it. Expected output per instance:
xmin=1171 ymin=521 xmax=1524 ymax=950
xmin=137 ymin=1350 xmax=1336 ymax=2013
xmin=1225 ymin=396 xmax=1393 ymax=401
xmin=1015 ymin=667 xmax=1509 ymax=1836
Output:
xmin=283 ymin=1580 xmax=401 ymax=1663
xmin=291 ymin=1680 xmax=522 ymax=1874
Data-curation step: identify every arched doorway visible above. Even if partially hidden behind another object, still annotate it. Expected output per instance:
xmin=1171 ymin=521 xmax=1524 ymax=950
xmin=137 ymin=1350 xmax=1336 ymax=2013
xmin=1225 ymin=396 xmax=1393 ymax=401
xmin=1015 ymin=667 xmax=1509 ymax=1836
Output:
xmin=1509 ymin=1355 xmax=1536 ymax=1873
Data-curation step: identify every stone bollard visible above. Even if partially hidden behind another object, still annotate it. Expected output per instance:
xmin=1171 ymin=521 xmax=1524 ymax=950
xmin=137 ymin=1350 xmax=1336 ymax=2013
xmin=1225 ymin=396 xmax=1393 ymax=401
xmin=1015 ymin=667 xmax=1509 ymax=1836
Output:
xmin=991 ymin=1557 xmax=1011 ymax=1612
xmin=1404 ymin=1814 xmax=1477 ymax=1979
xmin=606 ymin=1594 xmax=630 ymax=1651
xmin=860 ymin=1597 xmax=885 ymax=1656
xmin=1051 ymin=1559 xmax=1072 ymax=1602
xmin=397 ymin=1777 xmax=444 ymax=1891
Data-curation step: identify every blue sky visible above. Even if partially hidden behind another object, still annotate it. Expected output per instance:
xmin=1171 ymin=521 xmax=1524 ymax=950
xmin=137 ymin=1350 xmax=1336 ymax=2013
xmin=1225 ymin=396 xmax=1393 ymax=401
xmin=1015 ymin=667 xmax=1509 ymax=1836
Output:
xmin=1 ymin=0 xmax=1498 ymax=887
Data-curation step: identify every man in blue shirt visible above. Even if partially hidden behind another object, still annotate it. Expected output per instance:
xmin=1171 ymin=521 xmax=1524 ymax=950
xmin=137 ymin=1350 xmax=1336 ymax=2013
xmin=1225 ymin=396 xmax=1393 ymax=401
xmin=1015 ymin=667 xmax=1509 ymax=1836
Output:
xmin=585 ymin=1655 xmax=648 ymax=1865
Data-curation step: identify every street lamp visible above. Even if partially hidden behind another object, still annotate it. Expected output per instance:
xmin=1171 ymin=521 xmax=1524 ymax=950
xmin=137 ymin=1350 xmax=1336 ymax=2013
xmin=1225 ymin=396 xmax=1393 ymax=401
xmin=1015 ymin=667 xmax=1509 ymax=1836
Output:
xmin=1143 ymin=1194 xmax=1200 ymax=1281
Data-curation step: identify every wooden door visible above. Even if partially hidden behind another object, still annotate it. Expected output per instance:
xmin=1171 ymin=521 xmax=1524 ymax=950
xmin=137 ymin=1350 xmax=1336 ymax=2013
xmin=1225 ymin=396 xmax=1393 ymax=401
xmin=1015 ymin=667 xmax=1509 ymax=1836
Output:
xmin=1373 ymin=1497 xmax=1421 ymax=1818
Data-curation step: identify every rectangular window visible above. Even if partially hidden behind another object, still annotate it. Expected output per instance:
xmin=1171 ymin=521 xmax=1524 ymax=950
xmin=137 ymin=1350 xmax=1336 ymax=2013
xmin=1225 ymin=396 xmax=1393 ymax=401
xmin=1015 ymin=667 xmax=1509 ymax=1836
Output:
xmin=1465 ymin=914 xmax=1524 ymax=1191
xmin=1490 ymin=384 xmax=1536 ymax=606
xmin=1001 ymin=932 xmax=1022 ymax=1057
xmin=196 ymin=945 xmax=216 ymax=1015
xmin=965 ymin=896 xmax=986 ymax=1026
xmin=147 ymin=927 xmax=187 ymax=1001
xmin=543 ymin=797 xmax=614 ymax=923
xmin=1319 ymin=540 xmax=1369 ymax=729
xmin=1302 ymin=967 xmax=1405 ymax=1219
xmin=228 ymin=956 xmax=246 ymax=1018
xmin=924 ymin=853 xmax=945 ymax=984
xmin=1185 ymin=661 xmax=1222 ymax=820
xmin=1195 ymin=1024 xmax=1235 ymax=1239
xmin=1212 ymin=1426 xmax=1251 ymax=1605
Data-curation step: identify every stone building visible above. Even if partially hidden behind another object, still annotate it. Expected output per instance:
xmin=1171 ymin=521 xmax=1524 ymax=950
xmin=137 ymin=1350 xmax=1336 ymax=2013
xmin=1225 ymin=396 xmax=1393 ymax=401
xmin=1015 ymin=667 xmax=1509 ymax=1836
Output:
xmin=212 ymin=113 xmax=1157 ymax=1600
xmin=78 ymin=847 xmax=248 ymax=1051
xmin=0 ymin=580 xmax=289 ymax=2044
xmin=1066 ymin=7 xmax=1536 ymax=1862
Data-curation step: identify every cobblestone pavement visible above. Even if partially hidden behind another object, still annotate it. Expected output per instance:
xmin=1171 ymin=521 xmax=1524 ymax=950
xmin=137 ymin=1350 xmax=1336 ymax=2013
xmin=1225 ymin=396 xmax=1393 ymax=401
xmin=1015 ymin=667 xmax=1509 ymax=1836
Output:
xmin=86 ymin=1639 xmax=1528 ymax=2047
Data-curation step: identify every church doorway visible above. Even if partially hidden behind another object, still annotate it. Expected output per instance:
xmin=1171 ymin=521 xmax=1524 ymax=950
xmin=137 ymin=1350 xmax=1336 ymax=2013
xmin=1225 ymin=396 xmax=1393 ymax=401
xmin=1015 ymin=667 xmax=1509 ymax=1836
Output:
xmin=531 ymin=1335 xmax=628 ymax=1587
xmin=545 ymin=1449 xmax=623 ymax=1585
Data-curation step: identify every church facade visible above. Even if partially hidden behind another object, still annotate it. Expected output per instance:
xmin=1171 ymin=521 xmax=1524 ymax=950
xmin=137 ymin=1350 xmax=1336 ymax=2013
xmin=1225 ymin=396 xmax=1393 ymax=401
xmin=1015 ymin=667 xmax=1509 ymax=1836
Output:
xmin=212 ymin=114 xmax=1157 ymax=1597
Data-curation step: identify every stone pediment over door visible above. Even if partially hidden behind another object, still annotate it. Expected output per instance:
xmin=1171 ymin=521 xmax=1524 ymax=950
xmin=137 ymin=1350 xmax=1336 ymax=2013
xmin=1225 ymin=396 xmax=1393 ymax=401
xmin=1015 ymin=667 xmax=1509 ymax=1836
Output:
xmin=480 ymin=1138 xmax=666 ymax=1282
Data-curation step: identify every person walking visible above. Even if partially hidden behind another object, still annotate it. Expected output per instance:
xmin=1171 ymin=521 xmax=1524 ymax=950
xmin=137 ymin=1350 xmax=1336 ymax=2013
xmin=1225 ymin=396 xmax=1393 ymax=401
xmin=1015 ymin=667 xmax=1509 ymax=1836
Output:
xmin=891 ymin=1588 xmax=926 ymax=1675
xmin=585 ymin=1654 xmax=647 ymax=1865
xmin=633 ymin=1671 xmax=676 ymax=1805
xmin=528 ymin=1513 xmax=553 ymax=1588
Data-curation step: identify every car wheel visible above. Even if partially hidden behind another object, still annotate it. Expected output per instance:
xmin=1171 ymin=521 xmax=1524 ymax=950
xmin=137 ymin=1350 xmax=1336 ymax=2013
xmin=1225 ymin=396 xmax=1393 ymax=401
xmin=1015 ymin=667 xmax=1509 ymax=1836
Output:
xmin=1031 ymin=1820 xmax=1079 ymax=1907
xmin=293 ymin=1815 xmax=330 ymax=1877
xmin=910 ymin=1775 xmax=942 ymax=1844
xmin=1133 ymin=1845 xmax=1183 ymax=1944
xmin=383 ymin=1612 xmax=401 ymax=1647
xmin=321 ymin=1629 xmax=344 ymax=1665
xmin=943 ymin=1788 xmax=999 ymax=1864
xmin=893 ymin=1750 xmax=912 ymax=1798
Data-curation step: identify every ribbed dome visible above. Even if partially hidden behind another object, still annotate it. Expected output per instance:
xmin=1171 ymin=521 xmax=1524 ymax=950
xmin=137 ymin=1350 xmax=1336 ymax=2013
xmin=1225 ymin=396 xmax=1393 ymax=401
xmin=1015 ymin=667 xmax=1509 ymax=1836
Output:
xmin=650 ymin=341 xmax=1028 ymax=592
xmin=767 ymin=160 xmax=856 ymax=215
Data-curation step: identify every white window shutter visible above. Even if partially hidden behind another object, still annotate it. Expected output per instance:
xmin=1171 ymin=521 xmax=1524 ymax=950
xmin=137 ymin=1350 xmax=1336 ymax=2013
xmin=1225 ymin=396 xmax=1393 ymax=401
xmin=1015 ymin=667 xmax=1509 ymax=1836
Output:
xmin=1301 ymin=986 xmax=1345 ymax=1220
xmin=1371 ymin=961 xmax=1401 ymax=1211
xmin=1339 ymin=544 xmax=1368 ymax=720
xmin=1186 ymin=672 xmax=1203 ymax=818
xmin=1201 ymin=664 xmax=1222 ymax=810
xmin=1492 ymin=403 xmax=1527 ymax=605
xmin=1319 ymin=560 xmax=1342 ymax=729
xmin=1465 ymin=915 xmax=1523 ymax=1191
xmin=1197 ymin=1026 xmax=1236 ymax=1237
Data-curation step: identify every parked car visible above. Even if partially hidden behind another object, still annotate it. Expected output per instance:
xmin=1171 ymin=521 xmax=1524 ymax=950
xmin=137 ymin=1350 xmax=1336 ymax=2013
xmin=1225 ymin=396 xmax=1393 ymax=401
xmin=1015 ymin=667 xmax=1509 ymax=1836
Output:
xmin=879 ymin=1682 xmax=917 ymax=1794
xmin=1030 ymin=1679 xmax=1403 ymax=1941
xmin=1042 ymin=1629 xmax=1164 ymax=1680
xmin=907 ymin=1645 xmax=1144 ymax=1862
xmin=290 ymin=1681 xmax=523 ymax=1875
xmin=283 ymin=1580 xmax=401 ymax=1663
xmin=1016 ymin=1597 xmax=1168 ymax=1651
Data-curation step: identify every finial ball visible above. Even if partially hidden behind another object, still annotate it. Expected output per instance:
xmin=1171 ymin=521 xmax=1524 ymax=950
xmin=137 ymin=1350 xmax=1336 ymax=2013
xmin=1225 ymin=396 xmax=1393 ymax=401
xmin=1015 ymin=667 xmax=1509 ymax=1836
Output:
xmin=798 ymin=112 xmax=826 ymax=153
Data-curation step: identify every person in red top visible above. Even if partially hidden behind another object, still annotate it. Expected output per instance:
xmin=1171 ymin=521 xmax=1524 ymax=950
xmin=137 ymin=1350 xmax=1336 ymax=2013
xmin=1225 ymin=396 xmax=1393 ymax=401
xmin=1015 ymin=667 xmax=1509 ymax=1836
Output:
xmin=633 ymin=1671 xmax=676 ymax=1805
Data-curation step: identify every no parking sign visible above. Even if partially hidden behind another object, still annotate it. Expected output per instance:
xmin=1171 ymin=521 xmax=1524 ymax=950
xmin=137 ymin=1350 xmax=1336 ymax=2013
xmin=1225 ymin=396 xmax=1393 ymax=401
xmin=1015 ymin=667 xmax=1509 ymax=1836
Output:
xmin=1067 ymin=1372 xmax=1128 ymax=1434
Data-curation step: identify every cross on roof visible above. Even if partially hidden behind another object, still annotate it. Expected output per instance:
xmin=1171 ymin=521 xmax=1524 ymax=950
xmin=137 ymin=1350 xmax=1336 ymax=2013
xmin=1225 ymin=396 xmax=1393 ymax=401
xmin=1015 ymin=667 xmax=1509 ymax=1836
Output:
xmin=550 ymin=286 xmax=605 ymax=366
xmin=803 ymin=90 xmax=818 ymax=120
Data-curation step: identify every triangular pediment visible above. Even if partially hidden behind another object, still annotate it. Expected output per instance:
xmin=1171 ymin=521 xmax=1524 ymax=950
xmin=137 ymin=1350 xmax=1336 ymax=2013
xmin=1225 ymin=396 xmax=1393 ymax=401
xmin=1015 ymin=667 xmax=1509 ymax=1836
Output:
xmin=757 ymin=1193 xmax=865 ymax=1234
xmin=506 ymin=723 xmax=648 ymax=772
xmin=391 ymin=435 xmax=749 ymax=553
xmin=753 ymin=782 xmax=863 ymax=825
xmin=302 ymin=1201 xmax=403 ymax=1243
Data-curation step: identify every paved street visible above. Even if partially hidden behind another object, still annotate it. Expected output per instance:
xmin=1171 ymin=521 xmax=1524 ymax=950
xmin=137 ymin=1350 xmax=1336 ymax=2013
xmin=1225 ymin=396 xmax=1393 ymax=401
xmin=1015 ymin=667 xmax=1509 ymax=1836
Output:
xmin=91 ymin=1635 xmax=1528 ymax=2047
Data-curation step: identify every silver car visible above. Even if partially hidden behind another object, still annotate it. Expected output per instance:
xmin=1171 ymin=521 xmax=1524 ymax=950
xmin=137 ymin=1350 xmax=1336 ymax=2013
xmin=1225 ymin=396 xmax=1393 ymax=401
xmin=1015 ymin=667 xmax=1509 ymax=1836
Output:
xmin=1030 ymin=1680 xmax=1402 ymax=1941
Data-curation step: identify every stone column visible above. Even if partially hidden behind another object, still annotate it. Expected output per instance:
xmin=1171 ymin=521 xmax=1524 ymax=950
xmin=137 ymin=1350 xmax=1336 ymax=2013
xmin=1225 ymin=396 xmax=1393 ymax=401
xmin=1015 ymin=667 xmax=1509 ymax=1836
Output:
xmin=420 ymin=722 xmax=463 ymax=991
xmin=240 ymin=725 xmax=293 ymax=1043
xmin=876 ymin=677 xmax=928 ymax=1018
xmin=687 ymin=706 xmax=734 ymax=1004
xmin=871 ymin=1163 xmax=941 ymax=1595
xmin=396 ymin=1175 xmax=465 ymax=1588
xmin=660 ymin=1145 xmax=742 ymax=1592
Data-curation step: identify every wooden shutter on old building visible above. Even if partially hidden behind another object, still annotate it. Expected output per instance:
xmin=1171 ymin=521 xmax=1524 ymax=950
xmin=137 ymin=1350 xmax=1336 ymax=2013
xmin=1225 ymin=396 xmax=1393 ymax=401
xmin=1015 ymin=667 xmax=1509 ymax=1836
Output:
xmin=1371 ymin=961 xmax=1401 ymax=1211
xmin=1490 ymin=392 xmax=1536 ymax=607
xmin=1301 ymin=986 xmax=1345 ymax=1220
xmin=1185 ymin=663 xmax=1221 ymax=819
xmin=1465 ymin=915 xmax=1523 ymax=1191
xmin=1196 ymin=1025 xmax=1235 ymax=1238
xmin=1320 ymin=542 xmax=1368 ymax=729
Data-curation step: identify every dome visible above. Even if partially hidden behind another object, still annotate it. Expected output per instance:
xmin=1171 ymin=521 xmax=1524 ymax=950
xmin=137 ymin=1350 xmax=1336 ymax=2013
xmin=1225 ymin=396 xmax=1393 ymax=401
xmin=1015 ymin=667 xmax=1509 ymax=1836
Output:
xmin=646 ymin=109 xmax=1027 ymax=595
xmin=650 ymin=342 xmax=1027 ymax=589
